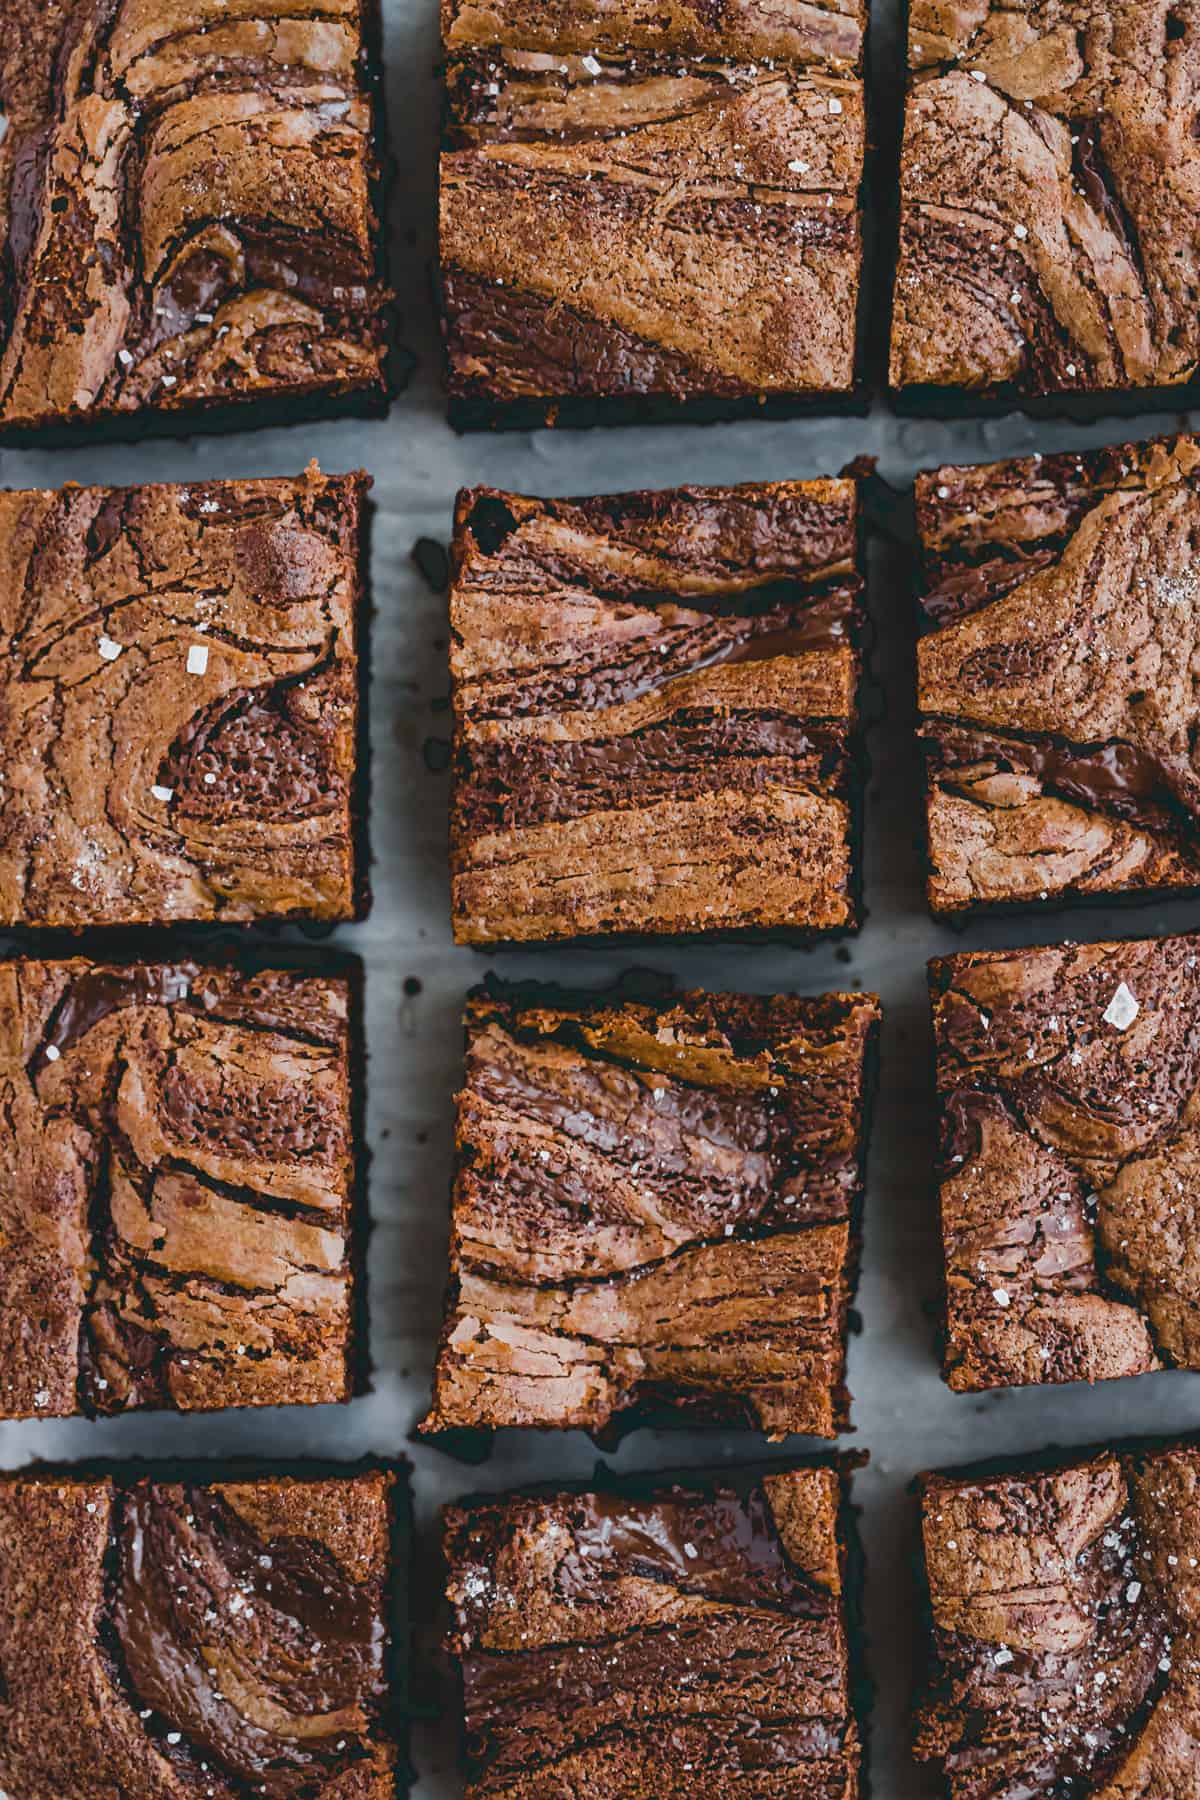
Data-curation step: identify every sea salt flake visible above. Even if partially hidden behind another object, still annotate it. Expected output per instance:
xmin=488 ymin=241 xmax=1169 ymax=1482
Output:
xmin=993 ymin=1647 xmax=1013 ymax=1665
xmin=1103 ymin=982 xmax=1139 ymax=1030
xmin=186 ymin=644 xmax=209 ymax=675
xmin=44 ymin=1044 xmax=61 ymax=1062
xmin=828 ymin=95 xmax=843 ymax=113
xmin=99 ymin=636 xmax=123 ymax=661
xmin=580 ymin=53 xmax=601 ymax=73
xmin=992 ymin=1288 xmax=1011 ymax=1308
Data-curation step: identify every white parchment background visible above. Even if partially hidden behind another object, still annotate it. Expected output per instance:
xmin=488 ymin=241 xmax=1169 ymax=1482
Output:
xmin=3 ymin=0 xmax=1200 ymax=1792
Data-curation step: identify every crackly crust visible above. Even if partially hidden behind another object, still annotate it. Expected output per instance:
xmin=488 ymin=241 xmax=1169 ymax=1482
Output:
xmin=0 ymin=466 xmax=367 ymax=927
xmin=439 ymin=0 xmax=866 ymax=422
xmin=891 ymin=0 xmax=1200 ymax=397
xmin=915 ymin=1443 xmax=1200 ymax=1798
xmin=420 ymin=983 xmax=879 ymax=1441
xmin=443 ymin=1462 xmax=862 ymax=1797
xmin=0 ymin=0 xmax=388 ymax=436
xmin=929 ymin=932 xmax=1200 ymax=1393
xmin=915 ymin=434 xmax=1200 ymax=914
xmin=0 ymin=957 xmax=362 ymax=1419
xmin=449 ymin=481 xmax=865 ymax=945
xmin=0 ymin=1467 xmax=396 ymax=1797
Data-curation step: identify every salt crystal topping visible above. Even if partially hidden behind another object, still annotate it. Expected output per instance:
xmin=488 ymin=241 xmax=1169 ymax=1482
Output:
xmin=151 ymin=784 xmax=173 ymax=802
xmin=186 ymin=644 xmax=209 ymax=675
xmin=98 ymin=636 xmax=123 ymax=661
xmin=44 ymin=1044 xmax=60 ymax=1063
xmin=828 ymin=95 xmax=843 ymax=113
xmin=1103 ymin=982 xmax=1140 ymax=1031
xmin=992 ymin=1288 xmax=1011 ymax=1308
xmin=580 ymin=53 xmax=601 ymax=73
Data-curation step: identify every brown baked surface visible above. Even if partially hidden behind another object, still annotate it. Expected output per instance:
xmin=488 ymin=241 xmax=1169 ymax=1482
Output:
xmin=891 ymin=1 xmax=1200 ymax=398
xmin=449 ymin=480 xmax=865 ymax=945
xmin=929 ymin=932 xmax=1200 ymax=1393
xmin=0 ymin=1467 xmax=396 ymax=1797
xmin=439 ymin=0 xmax=865 ymax=424
xmin=916 ymin=434 xmax=1200 ymax=914
xmin=420 ymin=982 xmax=879 ymax=1441
xmin=915 ymin=1443 xmax=1200 ymax=1797
xmin=0 ymin=467 xmax=366 ymax=927
xmin=444 ymin=1462 xmax=862 ymax=1797
xmin=0 ymin=0 xmax=388 ymax=436
xmin=0 ymin=958 xmax=362 ymax=1419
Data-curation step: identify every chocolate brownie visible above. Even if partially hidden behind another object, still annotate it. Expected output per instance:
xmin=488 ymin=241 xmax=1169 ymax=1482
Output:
xmin=929 ymin=931 xmax=1200 ymax=1394
xmin=0 ymin=0 xmax=388 ymax=439
xmin=420 ymin=982 xmax=879 ymax=1441
xmin=439 ymin=0 xmax=866 ymax=427
xmin=449 ymin=480 xmax=866 ymax=946
xmin=914 ymin=1442 xmax=1200 ymax=1798
xmin=0 ymin=956 xmax=365 ymax=1419
xmin=0 ymin=467 xmax=368 ymax=927
xmin=891 ymin=1 xmax=1200 ymax=401
xmin=915 ymin=434 xmax=1200 ymax=914
xmin=444 ymin=1461 xmax=864 ymax=1796
xmin=0 ymin=1466 xmax=398 ymax=1796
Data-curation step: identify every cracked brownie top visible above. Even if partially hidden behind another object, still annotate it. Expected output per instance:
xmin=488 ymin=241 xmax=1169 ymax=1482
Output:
xmin=448 ymin=480 xmax=866 ymax=944
xmin=0 ymin=465 xmax=367 ymax=927
xmin=438 ymin=0 xmax=866 ymax=424
xmin=0 ymin=0 xmax=388 ymax=436
xmin=444 ymin=1462 xmax=862 ymax=1797
xmin=0 ymin=1467 xmax=396 ymax=1797
xmin=891 ymin=0 xmax=1200 ymax=397
xmin=0 ymin=956 xmax=362 ymax=1419
xmin=420 ymin=981 xmax=879 ymax=1442
xmin=914 ymin=433 xmax=1200 ymax=915
xmin=930 ymin=931 xmax=1200 ymax=1393
xmin=915 ymin=1443 xmax=1200 ymax=1799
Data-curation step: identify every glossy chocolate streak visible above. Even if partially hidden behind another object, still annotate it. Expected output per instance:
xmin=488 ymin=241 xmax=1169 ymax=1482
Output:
xmin=460 ymin=716 xmax=841 ymax=830
xmin=553 ymin=1488 xmax=828 ymax=1617
xmin=36 ymin=965 xmax=199 ymax=1067
xmin=919 ymin=550 xmax=1057 ymax=628
xmin=927 ymin=724 xmax=1199 ymax=837
xmin=939 ymin=1087 xmax=1004 ymax=1173
xmin=114 ymin=1485 xmax=385 ymax=1796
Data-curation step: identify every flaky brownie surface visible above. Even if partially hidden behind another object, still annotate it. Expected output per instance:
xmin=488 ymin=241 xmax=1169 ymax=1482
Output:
xmin=916 ymin=435 xmax=1200 ymax=914
xmin=915 ymin=1444 xmax=1200 ymax=1798
xmin=891 ymin=1 xmax=1200 ymax=399
xmin=421 ymin=983 xmax=879 ymax=1440
xmin=439 ymin=0 xmax=865 ymax=423
xmin=444 ymin=1464 xmax=862 ymax=1797
xmin=449 ymin=481 xmax=865 ymax=945
xmin=0 ymin=1468 xmax=396 ymax=1797
xmin=0 ymin=958 xmax=361 ymax=1419
xmin=0 ymin=467 xmax=366 ymax=926
xmin=0 ymin=0 xmax=387 ymax=436
xmin=930 ymin=932 xmax=1200 ymax=1394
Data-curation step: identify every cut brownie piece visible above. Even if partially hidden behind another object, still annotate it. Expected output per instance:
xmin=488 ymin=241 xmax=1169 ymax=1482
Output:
xmin=449 ymin=480 xmax=866 ymax=945
xmin=0 ymin=0 xmax=388 ymax=438
xmin=915 ymin=1442 xmax=1200 ymax=1798
xmin=421 ymin=981 xmax=879 ymax=1441
xmin=0 ymin=1466 xmax=398 ymax=1797
xmin=0 ymin=466 xmax=368 ymax=927
xmin=928 ymin=931 xmax=1200 ymax=1394
xmin=444 ymin=1461 xmax=863 ymax=1797
xmin=0 ymin=956 xmax=364 ymax=1419
xmin=915 ymin=434 xmax=1200 ymax=914
xmin=439 ymin=0 xmax=866 ymax=427
xmin=891 ymin=2 xmax=1200 ymax=401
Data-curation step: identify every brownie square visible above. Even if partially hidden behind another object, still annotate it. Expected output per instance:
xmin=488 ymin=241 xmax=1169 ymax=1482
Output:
xmin=928 ymin=931 xmax=1200 ymax=1394
xmin=0 ymin=0 xmax=388 ymax=438
xmin=915 ymin=1442 xmax=1199 ymax=1798
xmin=439 ymin=0 xmax=866 ymax=427
xmin=449 ymin=480 xmax=866 ymax=946
xmin=421 ymin=981 xmax=880 ymax=1441
xmin=444 ymin=1462 xmax=864 ymax=1796
xmin=0 ymin=1466 xmax=398 ymax=1796
xmin=915 ymin=434 xmax=1200 ymax=914
xmin=0 ymin=467 xmax=368 ymax=927
xmin=0 ymin=956 xmax=365 ymax=1419
xmin=891 ymin=2 xmax=1200 ymax=401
